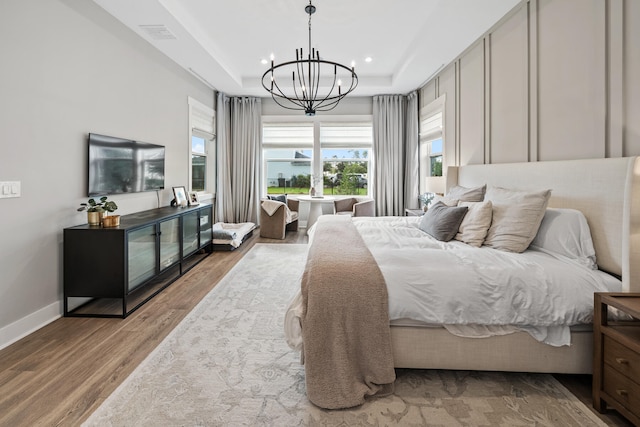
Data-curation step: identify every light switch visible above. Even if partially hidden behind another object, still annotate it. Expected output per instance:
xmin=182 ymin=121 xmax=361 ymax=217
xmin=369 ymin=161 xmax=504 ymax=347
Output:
xmin=0 ymin=181 xmax=20 ymax=198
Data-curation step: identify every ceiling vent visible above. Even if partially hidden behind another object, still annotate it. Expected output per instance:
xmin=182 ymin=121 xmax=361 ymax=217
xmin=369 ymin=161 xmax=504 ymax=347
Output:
xmin=139 ymin=24 xmax=177 ymax=40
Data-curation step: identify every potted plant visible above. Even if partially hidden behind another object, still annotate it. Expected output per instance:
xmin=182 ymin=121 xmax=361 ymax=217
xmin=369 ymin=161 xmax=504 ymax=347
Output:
xmin=77 ymin=196 xmax=119 ymax=226
xmin=78 ymin=197 xmax=105 ymax=225
xmin=418 ymin=192 xmax=435 ymax=211
xmin=101 ymin=198 xmax=120 ymax=227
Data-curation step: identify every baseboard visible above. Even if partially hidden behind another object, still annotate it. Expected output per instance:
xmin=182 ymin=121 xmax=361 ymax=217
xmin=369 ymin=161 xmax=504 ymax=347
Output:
xmin=0 ymin=301 xmax=62 ymax=351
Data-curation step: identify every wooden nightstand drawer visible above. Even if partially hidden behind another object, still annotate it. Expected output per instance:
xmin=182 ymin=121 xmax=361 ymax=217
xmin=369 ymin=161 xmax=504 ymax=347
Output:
xmin=604 ymin=335 xmax=640 ymax=378
xmin=603 ymin=365 xmax=640 ymax=418
xmin=594 ymin=293 xmax=640 ymax=426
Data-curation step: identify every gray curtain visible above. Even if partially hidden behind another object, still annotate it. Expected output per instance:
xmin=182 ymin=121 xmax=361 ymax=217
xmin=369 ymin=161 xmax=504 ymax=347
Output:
xmin=404 ymin=91 xmax=420 ymax=209
xmin=373 ymin=95 xmax=407 ymax=216
xmin=216 ymin=93 xmax=262 ymax=224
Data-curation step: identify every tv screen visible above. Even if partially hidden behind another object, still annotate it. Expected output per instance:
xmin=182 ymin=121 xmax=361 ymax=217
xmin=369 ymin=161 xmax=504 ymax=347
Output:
xmin=88 ymin=133 xmax=165 ymax=196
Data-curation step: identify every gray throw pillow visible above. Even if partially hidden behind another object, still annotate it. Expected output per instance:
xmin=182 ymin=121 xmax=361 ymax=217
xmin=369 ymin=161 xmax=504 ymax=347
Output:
xmin=419 ymin=201 xmax=469 ymax=242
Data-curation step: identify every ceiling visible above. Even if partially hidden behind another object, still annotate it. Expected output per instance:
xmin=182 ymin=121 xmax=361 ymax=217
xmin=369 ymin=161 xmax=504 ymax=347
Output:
xmin=92 ymin=0 xmax=521 ymax=97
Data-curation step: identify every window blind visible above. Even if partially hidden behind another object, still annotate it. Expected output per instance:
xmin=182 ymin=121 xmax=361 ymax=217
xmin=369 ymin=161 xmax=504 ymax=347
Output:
xmin=190 ymin=99 xmax=215 ymax=140
xmin=419 ymin=112 xmax=442 ymax=141
xmin=262 ymin=124 xmax=314 ymax=149
xmin=320 ymin=124 xmax=373 ymax=148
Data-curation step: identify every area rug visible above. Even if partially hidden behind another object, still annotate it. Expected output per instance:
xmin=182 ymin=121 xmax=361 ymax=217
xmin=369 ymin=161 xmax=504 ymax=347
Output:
xmin=84 ymin=243 xmax=606 ymax=427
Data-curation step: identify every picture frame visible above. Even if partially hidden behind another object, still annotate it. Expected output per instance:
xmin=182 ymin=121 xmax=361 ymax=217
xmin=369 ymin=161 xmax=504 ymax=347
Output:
xmin=189 ymin=191 xmax=200 ymax=206
xmin=172 ymin=186 xmax=189 ymax=207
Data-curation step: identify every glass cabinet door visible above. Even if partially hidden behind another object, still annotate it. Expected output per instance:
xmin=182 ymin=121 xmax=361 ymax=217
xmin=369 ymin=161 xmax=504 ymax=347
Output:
xmin=183 ymin=211 xmax=199 ymax=257
xmin=199 ymin=207 xmax=212 ymax=247
xmin=128 ymin=225 xmax=157 ymax=291
xmin=159 ymin=218 xmax=180 ymax=271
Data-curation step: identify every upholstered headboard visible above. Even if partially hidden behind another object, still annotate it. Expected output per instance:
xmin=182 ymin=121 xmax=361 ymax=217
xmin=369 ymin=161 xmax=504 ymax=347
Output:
xmin=447 ymin=157 xmax=640 ymax=292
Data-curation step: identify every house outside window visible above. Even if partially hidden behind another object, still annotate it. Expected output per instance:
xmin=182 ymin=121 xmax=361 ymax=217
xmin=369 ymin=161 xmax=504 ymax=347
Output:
xmin=263 ymin=124 xmax=313 ymax=194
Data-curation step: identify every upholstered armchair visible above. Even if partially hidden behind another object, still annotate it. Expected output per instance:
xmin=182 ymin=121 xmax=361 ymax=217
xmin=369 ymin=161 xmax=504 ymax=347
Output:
xmin=259 ymin=199 xmax=299 ymax=239
xmin=333 ymin=197 xmax=375 ymax=217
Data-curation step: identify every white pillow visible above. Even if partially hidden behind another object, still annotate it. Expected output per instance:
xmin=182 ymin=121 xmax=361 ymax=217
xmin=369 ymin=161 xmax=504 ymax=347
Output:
xmin=455 ymin=201 xmax=493 ymax=247
xmin=447 ymin=184 xmax=486 ymax=202
xmin=530 ymin=208 xmax=597 ymax=269
xmin=429 ymin=194 xmax=459 ymax=207
xmin=483 ymin=186 xmax=551 ymax=253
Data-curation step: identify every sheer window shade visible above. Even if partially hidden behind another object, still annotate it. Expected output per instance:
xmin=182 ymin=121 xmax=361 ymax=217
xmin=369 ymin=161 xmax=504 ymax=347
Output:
xmin=191 ymin=104 xmax=215 ymax=140
xmin=262 ymin=124 xmax=314 ymax=149
xmin=420 ymin=112 xmax=442 ymax=141
xmin=320 ymin=124 xmax=373 ymax=148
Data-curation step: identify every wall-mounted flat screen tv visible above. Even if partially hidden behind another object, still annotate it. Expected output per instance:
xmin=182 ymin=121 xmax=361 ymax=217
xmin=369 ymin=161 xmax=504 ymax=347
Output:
xmin=88 ymin=133 xmax=165 ymax=196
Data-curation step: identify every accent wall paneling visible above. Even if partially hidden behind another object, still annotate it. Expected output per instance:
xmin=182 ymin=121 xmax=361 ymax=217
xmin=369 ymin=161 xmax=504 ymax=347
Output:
xmin=418 ymin=0 xmax=640 ymax=169
xmin=440 ymin=64 xmax=457 ymax=170
xmin=458 ymin=40 xmax=485 ymax=166
xmin=421 ymin=79 xmax=437 ymax=107
xmin=489 ymin=4 xmax=528 ymax=164
xmin=536 ymin=0 xmax=606 ymax=161
xmin=625 ymin=0 xmax=640 ymax=156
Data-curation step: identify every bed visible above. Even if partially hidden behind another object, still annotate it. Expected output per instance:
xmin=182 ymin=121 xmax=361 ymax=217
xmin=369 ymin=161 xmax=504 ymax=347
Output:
xmin=284 ymin=156 xmax=640 ymax=408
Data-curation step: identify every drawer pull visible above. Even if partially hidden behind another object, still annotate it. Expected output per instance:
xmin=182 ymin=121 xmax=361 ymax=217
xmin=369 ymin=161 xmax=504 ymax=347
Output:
xmin=615 ymin=358 xmax=629 ymax=365
xmin=616 ymin=389 xmax=628 ymax=397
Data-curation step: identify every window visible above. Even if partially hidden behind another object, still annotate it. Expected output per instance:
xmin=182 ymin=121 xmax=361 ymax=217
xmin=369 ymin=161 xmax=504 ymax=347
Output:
xmin=320 ymin=124 xmax=372 ymax=196
xmin=427 ymin=137 xmax=443 ymax=176
xmin=191 ymin=135 xmax=207 ymax=191
xmin=420 ymin=111 xmax=443 ymax=177
xmin=262 ymin=124 xmax=313 ymax=194
xmin=188 ymin=97 xmax=215 ymax=193
xmin=262 ymin=118 xmax=372 ymax=196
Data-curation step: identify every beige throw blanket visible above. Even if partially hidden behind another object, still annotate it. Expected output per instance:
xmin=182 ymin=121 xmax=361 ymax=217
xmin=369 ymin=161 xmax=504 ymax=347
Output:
xmin=261 ymin=200 xmax=293 ymax=222
xmin=301 ymin=215 xmax=395 ymax=409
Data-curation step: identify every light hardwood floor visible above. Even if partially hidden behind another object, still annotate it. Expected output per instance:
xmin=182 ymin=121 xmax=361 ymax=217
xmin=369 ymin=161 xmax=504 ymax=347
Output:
xmin=0 ymin=229 xmax=632 ymax=426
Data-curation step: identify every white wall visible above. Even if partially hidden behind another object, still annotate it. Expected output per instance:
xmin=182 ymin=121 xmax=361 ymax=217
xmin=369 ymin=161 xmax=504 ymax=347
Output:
xmin=420 ymin=0 xmax=640 ymax=166
xmin=261 ymin=97 xmax=373 ymax=116
xmin=0 ymin=0 xmax=214 ymax=349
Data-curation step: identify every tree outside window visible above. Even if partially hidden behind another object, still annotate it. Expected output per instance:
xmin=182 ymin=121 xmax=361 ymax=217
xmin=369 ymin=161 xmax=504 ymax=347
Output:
xmin=322 ymin=149 xmax=368 ymax=195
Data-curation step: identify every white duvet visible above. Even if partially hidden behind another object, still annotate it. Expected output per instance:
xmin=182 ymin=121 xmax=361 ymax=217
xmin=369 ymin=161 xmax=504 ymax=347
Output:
xmin=285 ymin=216 xmax=622 ymax=348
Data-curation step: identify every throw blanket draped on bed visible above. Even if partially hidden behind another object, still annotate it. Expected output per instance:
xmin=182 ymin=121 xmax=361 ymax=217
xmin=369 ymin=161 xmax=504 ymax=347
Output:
xmin=301 ymin=215 xmax=395 ymax=409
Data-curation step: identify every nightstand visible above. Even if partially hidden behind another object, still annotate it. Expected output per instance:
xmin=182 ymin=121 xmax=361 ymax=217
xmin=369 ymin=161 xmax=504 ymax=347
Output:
xmin=593 ymin=292 xmax=640 ymax=426
xmin=405 ymin=208 xmax=425 ymax=216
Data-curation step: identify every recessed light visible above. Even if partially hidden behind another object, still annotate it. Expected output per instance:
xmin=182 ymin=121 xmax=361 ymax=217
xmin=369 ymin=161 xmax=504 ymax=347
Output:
xmin=261 ymin=58 xmax=268 ymax=65
xmin=365 ymin=57 xmax=373 ymax=63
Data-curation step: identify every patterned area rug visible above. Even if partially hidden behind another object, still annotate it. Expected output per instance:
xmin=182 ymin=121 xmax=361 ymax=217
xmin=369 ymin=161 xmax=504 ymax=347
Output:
xmin=84 ymin=243 xmax=605 ymax=427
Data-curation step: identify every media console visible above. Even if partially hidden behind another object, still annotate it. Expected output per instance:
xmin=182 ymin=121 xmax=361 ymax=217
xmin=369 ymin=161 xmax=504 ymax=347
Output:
xmin=63 ymin=203 xmax=213 ymax=318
